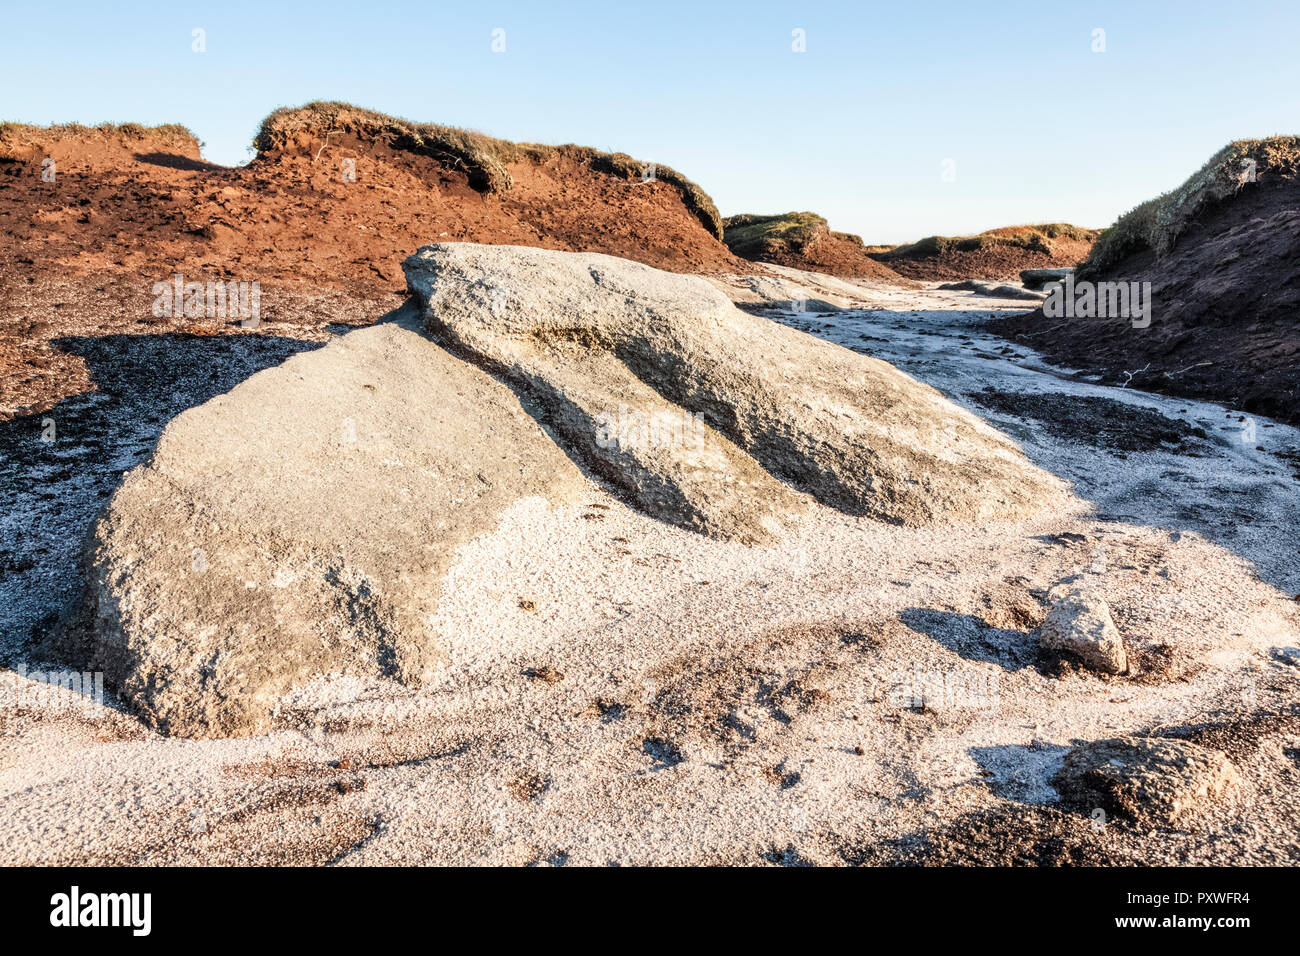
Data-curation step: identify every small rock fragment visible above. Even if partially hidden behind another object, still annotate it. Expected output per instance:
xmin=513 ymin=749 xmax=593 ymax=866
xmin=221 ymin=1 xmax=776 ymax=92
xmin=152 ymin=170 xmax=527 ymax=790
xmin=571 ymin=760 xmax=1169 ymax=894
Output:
xmin=525 ymin=664 xmax=564 ymax=684
xmin=1038 ymin=586 xmax=1128 ymax=674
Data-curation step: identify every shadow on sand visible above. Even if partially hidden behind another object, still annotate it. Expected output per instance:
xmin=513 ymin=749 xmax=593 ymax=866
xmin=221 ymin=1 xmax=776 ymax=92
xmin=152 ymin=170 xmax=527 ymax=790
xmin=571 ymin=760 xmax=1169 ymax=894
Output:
xmin=0 ymin=328 xmax=329 ymax=664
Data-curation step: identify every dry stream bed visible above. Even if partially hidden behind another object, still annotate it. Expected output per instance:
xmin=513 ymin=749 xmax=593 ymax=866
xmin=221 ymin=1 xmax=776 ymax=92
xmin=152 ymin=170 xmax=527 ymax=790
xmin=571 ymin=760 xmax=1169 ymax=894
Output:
xmin=1 ymin=275 xmax=1297 ymax=865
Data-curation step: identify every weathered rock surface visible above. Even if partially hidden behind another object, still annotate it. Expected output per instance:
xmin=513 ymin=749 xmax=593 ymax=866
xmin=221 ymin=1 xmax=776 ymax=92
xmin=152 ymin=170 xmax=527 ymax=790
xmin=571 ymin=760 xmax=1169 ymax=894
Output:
xmin=82 ymin=243 xmax=1071 ymax=739
xmin=735 ymin=274 xmax=844 ymax=313
xmin=1055 ymin=736 xmax=1239 ymax=826
xmin=404 ymin=243 xmax=1068 ymax=541
xmin=1038 ymin=585 xmax=1128 ymax=673
xmin=938 ymin=279 xmax=1045 ymax=300
xmin=82 ymin=318 xmax=588 ymax=737
xmin=1019 ymin=267 xmax=1074 ymax=290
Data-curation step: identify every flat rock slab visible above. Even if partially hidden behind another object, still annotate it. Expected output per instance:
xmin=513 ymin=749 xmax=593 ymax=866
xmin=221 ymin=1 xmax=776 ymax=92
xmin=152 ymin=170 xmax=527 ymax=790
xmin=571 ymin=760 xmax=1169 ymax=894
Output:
xmin=938 ymin=279 xmax=1045 ymax=300
xmin=404 ymin=243 xmax=1068 ymax=541
xmin=1020 ymin=267 xmax=1074 ymax=289
xmin=1055 ymin=736 xmax=1239 ymax=827
xmin=82 ymin=319 xmax=588 ymax=738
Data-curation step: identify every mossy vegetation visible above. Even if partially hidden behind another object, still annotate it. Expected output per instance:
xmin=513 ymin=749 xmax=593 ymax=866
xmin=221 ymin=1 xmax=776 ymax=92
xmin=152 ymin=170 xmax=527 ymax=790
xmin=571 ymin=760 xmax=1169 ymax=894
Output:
xmin=1081 ymin=136 xmax=1300 ymax=276
xmin=722 ymin=211 xmax=864 ymax=258
xmin=724 ymin=211 xmax=825 ymax=255
xmin=873 ymin=223 xmax=1101 ymax=262
xmin=255 ymin=102 xmax=723 ymax=237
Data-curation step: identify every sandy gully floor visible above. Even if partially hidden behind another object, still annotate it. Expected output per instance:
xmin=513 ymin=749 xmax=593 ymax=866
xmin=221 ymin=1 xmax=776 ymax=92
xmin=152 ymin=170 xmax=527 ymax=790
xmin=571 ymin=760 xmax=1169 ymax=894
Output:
xmin=1 ymin=274 xmax=1298 ymax=865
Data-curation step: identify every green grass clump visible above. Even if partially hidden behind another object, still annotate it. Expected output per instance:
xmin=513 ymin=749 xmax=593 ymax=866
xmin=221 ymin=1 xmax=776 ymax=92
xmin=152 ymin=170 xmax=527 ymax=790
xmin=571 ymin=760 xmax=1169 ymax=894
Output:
xmin=1082 ymin=136 xmax=1300 ymax=276
xmin=722 ymin=211 xmax=835 ymax=258
xmin=873 ymin=223 xmax=1100 ymax=261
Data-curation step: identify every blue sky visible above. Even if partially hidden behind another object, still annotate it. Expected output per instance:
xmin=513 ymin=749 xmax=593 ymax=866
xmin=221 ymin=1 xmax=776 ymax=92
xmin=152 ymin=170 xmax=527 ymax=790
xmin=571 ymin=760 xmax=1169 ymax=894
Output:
xmin=3 ymin=0 xmax=1297 ymax=242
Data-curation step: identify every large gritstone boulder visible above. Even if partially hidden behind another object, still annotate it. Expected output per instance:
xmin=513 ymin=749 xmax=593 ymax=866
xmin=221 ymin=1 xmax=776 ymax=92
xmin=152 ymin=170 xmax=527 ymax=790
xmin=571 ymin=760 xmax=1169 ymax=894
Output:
xmin=82 ymin=319 xmax=588 ymax=738
xmin=402 ymin=243 xmax=1067 ymax=542
xmin=81 ymin=244 xmax=1067 ymax=739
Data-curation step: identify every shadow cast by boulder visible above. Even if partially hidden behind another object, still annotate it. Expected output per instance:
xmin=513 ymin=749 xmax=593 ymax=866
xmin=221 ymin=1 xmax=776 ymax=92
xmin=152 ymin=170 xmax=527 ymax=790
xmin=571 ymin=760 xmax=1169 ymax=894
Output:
xmin=969 ymin=743 xmax=1070 ymax=806
xmin=0 ymin=330 xmax=327 ymax=664
xmin=898 ymin=608 xmax=1038 ymax=672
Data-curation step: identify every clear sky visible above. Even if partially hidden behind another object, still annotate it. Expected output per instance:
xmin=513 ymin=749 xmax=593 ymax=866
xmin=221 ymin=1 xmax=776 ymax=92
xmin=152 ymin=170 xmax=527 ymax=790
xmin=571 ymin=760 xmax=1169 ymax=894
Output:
xmin=4 ymin=0 xmax=1297 ymax=242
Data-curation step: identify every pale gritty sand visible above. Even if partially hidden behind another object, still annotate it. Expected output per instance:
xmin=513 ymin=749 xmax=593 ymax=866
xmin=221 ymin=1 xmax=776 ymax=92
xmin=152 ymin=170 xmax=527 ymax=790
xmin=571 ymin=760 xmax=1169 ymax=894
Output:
xmin=2 ymin=274 xmax=1298 ymax=866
